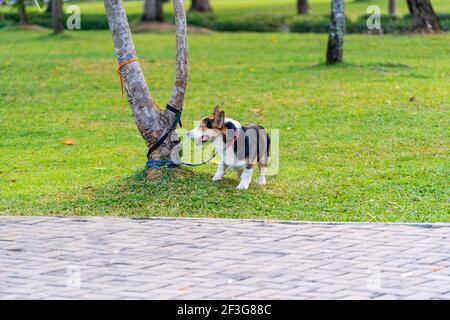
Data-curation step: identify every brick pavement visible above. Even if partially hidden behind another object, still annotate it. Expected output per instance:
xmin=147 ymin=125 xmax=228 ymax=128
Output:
xmin=0 ymin=216 xmax=449 ymax=299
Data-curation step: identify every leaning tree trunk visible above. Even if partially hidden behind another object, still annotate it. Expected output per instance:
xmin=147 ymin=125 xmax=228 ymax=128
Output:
xmin=190 ymin=0 xmax=212 ymax=12
xmin=142 ymin=0 xmax=164 ymax=22
xmin=406 ymin=0 xmax=440 ymax=33
xmin=388 ymin=0 xmax=396 ymax=16
xmin=52 ymin=0 xmax=64 ymax=34
xmin=326 ymin=0 xmax=345 ymax=64
xmin=297 ymin=0 xmax=309 ymax=15
xmin=18 ymin=0 xmax=28 ymax=25
xmin=104 ymin=0 xmax=188 ymax=164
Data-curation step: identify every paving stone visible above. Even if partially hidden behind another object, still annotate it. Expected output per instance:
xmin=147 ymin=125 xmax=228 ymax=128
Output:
xmin=0 ymin=217 xmax=448 ymax=300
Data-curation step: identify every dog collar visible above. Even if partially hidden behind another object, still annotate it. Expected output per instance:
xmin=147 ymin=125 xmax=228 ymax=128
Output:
xmin=226 ymin=131 xmax=239 ymax=148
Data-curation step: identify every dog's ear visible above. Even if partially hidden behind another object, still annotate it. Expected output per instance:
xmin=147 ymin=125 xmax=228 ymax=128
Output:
xmin=213 ymin=106 xmax=221 ymax=117
xmin=215 ymin=111 xmax=225 ymax=128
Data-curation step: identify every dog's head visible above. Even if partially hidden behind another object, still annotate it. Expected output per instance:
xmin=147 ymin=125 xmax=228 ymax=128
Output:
xmin=187 ymin=106 xmax=225 ymax=145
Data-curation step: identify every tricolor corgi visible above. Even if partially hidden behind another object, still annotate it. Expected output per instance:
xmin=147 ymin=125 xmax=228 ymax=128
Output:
xmin=187 ymin=106 xmax=270 ymax=189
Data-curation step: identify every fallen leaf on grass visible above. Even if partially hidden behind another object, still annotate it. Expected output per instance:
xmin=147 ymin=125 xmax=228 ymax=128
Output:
xmin=60 ymin=139 xmax=77 ymax=145
xmin=250 ymin=108 xmax=262 ymax=114
xmin=210 ymin=159 xmax=220 ymax=165
xmin=409 ymin=96 xmax=416 ymax=102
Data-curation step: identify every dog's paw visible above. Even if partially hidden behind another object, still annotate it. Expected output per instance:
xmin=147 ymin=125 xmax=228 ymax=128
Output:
xmin=257 ymin=176 xmax=266 ymax=185
xmin=212 ymin=175 xmax=223 ymax=182
xmin=236 ymin=183 xmax=249 ymax=190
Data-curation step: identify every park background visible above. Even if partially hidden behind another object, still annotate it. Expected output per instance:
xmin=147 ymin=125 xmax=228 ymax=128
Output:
xmin=0 ymin=0 xmax=448 ymax=222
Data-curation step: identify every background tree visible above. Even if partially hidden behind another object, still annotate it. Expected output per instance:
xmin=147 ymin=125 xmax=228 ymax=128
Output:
xmin=142 ymin=0 xmax=164 ymax=22
xmin=104 ymin=0 xmax=188 ymax=165
xmin=17 ymin=0 xmax=28 ymax=25
xmin=297 ymin=0 xmax=309 ymax=15
xmin=406 ymin=0 xmax=440 ymax=32
xmin=52 ymin=0 xmax=63 ymax=33
xmin=46 ymin=0 xmax=52 ymax=13
xmin=326 ymin=0 xmax=344 ymax=64
xmin=190 ymin=0 xmax=212 ymax=12
xmin=388 ymin=0 xmax=396 ymax=16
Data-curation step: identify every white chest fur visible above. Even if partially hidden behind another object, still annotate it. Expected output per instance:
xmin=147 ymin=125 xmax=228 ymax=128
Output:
xmin=213 ymin=138 xmax=246 ymax=170
xmin=209 ymin=118 xmax=266 ymax=189
xmin=213 ymin=118 xmax=246 ymax=170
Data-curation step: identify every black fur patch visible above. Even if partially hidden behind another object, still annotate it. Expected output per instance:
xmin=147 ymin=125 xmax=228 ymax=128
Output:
xmin=223 ymin=121 xmax=270 ymax=168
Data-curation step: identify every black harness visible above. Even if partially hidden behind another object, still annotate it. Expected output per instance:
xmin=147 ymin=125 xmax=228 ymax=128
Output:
xmin=146 ymin=104 xmax=182 ymax=159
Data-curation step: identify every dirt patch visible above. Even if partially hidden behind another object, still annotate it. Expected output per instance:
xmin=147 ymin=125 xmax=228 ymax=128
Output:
xmin=15 ymin=24 xmax=50 ymax=32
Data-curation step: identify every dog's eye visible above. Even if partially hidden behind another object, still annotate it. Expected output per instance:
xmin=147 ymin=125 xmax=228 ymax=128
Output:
xmin=206 ymin=120 xmax=212 ymax=129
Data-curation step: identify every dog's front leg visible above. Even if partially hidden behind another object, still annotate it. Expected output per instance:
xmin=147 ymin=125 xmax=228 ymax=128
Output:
xmin=236 ymin=167 xmax=254 ymax=190
xmin=212 ymin=162 xmax=226 ymax=181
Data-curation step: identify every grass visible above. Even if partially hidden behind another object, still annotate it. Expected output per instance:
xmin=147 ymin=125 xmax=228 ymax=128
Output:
xmin=0 ymin=29 xmax=449 ymax=222
xmin=1 ymin=0 xmax=449 ymax=32
xmin=31 ymin=0 xmax=450 ymax=19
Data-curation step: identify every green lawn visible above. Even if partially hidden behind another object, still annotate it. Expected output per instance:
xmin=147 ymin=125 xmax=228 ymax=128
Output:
xmin=119 ymin=0 xmax=450 ymax=20
xmin=0 ymin=30 xmax=449 ymax=221
xmin=2 ymin=1 xmax=449 ymax=33
xmin=12 ymin=0 xmax=447 ymax=19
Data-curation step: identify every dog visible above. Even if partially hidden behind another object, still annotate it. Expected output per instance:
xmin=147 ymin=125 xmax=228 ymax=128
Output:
xmin=187 ymin=106 xmax=270 ymax=190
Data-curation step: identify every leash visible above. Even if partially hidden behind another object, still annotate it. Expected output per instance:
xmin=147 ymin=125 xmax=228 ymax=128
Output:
xmin=116 ymin=58 xmax=238 ymax=170
xmin=146 ymin=153 xmax=216 ymax=169
xmin=146 ymin=106 xmax=213 ymax=168
xmin=117 ymin=58 xmax=139 ymax=112
xmin=146 ymin=104 xmax=182 ymax=160
xmin=146 ymin=124 xmax=240 ymax=169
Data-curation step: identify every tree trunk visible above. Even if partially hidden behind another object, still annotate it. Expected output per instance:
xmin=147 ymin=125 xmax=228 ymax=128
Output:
xmin=18 ymin=0 xmax=28 ymax=25
xmin=297 ymin=0 xmax=309 ymax=15
xmin=104 ymin=0 xmax=188 ymax=162
xmin=52 ymin=0 xmax=64 ymax=34
xmin=142 ymin=0 xmax=164 ymax=22
xmin=406 ymin=0 xmax=440 ymax=33
xmin=46 ymin=0 xmax=53 ymax=14
xmin=388 ymin=0 xmax=396 ymax=16
xmin=326 ymin=0 xmax=345 ymax=64
xmin=190 ymin=0 xmax=212 ymax=12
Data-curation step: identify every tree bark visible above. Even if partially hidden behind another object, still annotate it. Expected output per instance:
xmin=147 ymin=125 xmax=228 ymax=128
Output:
xmin=297 ymin=0 xmax=309 ymax=15
xmin=190 ymin=0 xmax=212 ymax=12
xmin=18 ymin=0 xmax=28 ymax=25
xmin=326 ymin=0 xmax=345 ymax=64
xmin=46 ymin=0 xmax=53 ymax=14
xmin=388 ymin=0 xmax=396 ymax=16
xmin=104 ymin=0 xmax=188 ymax=161
xmin=142 ymin=0 xmax=164 ymax=22
xmin=406 ymin=0 xmax=440 ymax=33
xmin=52 ymin=0 xmax=64 ymax=34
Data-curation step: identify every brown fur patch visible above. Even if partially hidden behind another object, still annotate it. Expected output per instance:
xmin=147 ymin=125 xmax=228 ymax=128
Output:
xmin=199 ymin=106 xmax=225 ymax=132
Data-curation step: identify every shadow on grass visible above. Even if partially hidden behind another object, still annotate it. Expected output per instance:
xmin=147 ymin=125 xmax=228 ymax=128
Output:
xmin=297 ymin=62 xmax=413 ymax=71
xmin=58 ymin=167 xmax=286 ymax=218
xmin=34 ymin=32 xmax=75 ymax=42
